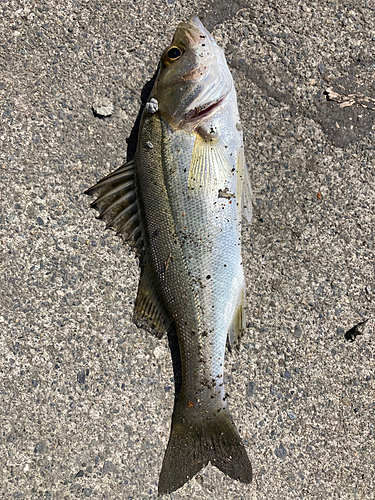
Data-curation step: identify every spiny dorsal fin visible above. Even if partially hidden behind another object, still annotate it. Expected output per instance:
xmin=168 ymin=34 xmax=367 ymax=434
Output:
xmin=85 ymin=161 xmax=144 ymax=254
xmin=133 ymin=260 xmax=171 ymax=338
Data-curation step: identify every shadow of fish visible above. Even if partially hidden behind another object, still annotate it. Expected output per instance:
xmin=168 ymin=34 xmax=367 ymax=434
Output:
xmin=85 ymin=15 xmax=252 ymax=496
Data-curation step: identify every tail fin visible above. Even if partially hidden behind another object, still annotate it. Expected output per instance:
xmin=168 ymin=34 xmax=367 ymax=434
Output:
xmin=158 ymin=405 xmax=252 ymax=495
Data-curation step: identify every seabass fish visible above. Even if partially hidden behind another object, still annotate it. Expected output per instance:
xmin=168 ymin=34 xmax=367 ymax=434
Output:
xmin=86 ymin=15 xmax=253 ymax=495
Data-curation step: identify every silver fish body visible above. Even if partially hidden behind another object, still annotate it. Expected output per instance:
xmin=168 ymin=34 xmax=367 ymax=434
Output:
xmin=86 ymin=15 xmax=252 ymax=495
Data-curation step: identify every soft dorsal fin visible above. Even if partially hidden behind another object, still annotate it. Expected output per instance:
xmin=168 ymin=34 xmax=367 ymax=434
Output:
xmin=85 ymin=161 xmax=143 ymax=254
xmin=133 ymin=260 xmax=171 ymax=338
xmin=237 ymin=148 xmax=252 ymax=223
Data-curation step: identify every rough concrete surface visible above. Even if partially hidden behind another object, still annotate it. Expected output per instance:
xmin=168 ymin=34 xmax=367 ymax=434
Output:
xmin=0 ymin=0 xmax=374 ymax=499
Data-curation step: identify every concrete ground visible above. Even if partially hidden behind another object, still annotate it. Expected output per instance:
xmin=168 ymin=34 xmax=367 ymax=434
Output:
xmin=0 ymin=0 xmax=374 ymax=499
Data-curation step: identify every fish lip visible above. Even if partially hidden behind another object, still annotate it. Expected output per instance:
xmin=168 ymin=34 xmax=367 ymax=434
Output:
xmin=183 ymin=95 xmax=227 ymax=123
xmin=188 ymin=15 xmax=209 ymax=34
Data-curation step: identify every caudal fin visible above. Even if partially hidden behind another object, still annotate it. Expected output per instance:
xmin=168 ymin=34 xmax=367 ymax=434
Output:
xmin=158 ymin=406 xmax=252 ymax=495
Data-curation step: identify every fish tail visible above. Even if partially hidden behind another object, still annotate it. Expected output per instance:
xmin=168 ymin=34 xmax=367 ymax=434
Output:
xmin=158 ymin=402 xmax=252 ymax=495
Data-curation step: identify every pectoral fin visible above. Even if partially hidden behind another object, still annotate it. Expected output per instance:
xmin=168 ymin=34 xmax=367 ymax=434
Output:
xmin=188 ymin=135 xmax=229 ymax=195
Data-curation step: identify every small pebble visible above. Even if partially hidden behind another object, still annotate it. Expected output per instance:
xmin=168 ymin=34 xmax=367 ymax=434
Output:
xmin=247 ymin=381 xmax=256 ymax=397
xmin=153 ymin=346 xmax=165 ymax=359
xmin=294 ymin=324 xmax=302 ymax=338
xmin=93 ymin=98 xmax=114 ymax=117
xmin=102 ymin=460 xmax=116 ymax=474
xmin=145 ymin=98 xmax=158 ymax=114
xmin=274 ymin=445 xmax=287 ymax=458
xmin=34 ymin=442 xmax=45 ymax=454
xmin=77 ymin=370 xmax=86 ymax=384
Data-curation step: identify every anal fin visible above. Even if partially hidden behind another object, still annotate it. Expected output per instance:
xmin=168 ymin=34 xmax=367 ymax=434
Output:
xmin=227 ymin=286 xmax=246 ymax=348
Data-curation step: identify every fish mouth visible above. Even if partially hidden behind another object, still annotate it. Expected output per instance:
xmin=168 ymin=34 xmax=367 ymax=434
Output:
xmin=184 ymin=95 xmax=226 ymax=123
xmin=188 ymin=14 xmax=206 ymax=31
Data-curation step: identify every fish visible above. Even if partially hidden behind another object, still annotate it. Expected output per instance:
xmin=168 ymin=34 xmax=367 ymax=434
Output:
xmin=85 ymin=15 xmax=253 ymax=495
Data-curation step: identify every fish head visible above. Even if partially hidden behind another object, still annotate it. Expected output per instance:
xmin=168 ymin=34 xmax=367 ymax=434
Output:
xmin=155 ymin=15 xmax=233 ymax=129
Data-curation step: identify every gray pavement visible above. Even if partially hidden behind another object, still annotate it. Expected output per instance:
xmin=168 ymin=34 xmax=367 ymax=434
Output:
xmin=0 ymin=1 xmax=374 ymax=499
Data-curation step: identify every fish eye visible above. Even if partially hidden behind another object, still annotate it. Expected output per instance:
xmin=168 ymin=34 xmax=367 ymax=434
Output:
xmin=166 ymin=46 xmax=183 ymax=60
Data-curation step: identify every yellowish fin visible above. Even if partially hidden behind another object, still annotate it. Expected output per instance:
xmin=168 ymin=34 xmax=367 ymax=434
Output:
xmin=188 ymin=135 xmax=229 ymax=195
